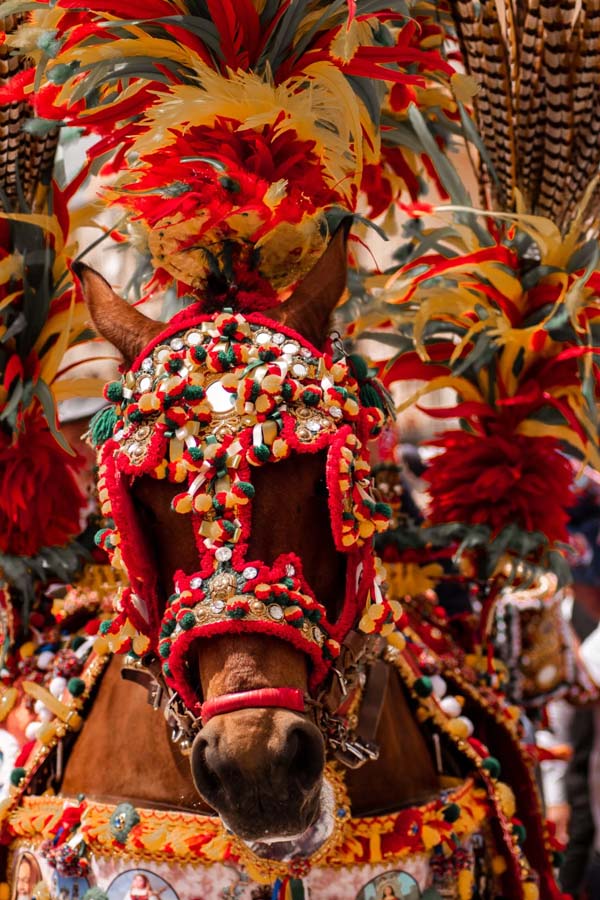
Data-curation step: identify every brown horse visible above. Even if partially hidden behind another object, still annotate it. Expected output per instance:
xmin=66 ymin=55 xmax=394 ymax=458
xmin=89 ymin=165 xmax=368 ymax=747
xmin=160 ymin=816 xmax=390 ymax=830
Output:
xmin=63 ymin=228 xmax=439 ymax=843
xmin=43 ymin=230 xmax=565 ymax=900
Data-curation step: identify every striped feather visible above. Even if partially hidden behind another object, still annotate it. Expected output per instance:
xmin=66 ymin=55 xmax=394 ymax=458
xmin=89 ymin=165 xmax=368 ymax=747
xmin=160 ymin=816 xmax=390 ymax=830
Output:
xmin=450 ymin=0 xmax=600 ymax=238
xmin=0 ymin=11 xmax=58 ymax=211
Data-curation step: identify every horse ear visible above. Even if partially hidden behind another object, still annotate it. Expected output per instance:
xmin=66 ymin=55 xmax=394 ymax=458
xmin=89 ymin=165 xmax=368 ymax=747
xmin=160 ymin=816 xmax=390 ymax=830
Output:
xmin=73 ymin=262 xmax=164 ymax=365
xmin=264 ymin=217 xmax=352 ymax=348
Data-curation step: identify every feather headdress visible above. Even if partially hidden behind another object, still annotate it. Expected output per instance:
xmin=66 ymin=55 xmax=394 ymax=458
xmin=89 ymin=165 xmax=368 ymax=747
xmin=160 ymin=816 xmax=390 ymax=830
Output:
xmin=9 ymin=0 xmax=455 ymax=307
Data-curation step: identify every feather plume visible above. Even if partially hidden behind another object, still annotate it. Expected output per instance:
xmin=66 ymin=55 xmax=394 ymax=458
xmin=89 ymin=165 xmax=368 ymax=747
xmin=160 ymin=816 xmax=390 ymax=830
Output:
xmin=16 ymin=0 xmax=454 ymax=303
xmin=450 ymin=0 xmax=600 ymax=237
xmin=0 ymin=12 xmax=58 ymax=211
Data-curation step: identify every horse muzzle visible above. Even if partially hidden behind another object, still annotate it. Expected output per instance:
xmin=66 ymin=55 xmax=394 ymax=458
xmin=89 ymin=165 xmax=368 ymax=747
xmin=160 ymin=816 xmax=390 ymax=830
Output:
xmin=190 ymin=706 xmax=325 ymax=841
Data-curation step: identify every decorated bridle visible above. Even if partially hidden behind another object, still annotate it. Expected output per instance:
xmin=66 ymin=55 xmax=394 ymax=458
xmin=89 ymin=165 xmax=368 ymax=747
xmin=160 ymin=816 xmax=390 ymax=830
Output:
xmin=93 ymin=305 xmax=397 ymax=758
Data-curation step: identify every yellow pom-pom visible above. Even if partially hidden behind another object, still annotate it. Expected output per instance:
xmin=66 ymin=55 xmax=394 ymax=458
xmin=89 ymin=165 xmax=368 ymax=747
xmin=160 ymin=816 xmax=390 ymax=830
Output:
xmin=138 ymin=393 xmax=160 ymax=413
xmin=523 ymin=883 xmax=539 ymax=900
xmin=458 ymin=868 xmax=474 ymax=899
xmin=495 ymin=781 xmax=516 ymax=819
xmin=272 ymin=438 xmax=289 ymax=459
xmin=133 ymin=635 xmax=151 ymax=656
xmin=94 ymin=636 xmax=110 ymax=656
xmin=491 ymin=854 xmax=507 ymax=875
xmin=446 ymin=717 xmax=471 ymax=739
xmin=388 ymin=631 xmax=407 ymax=652
xmin=19 ymin=642 xmax=35 ymax=659
xmin=194 ymin=493 xmax=212 ymax=513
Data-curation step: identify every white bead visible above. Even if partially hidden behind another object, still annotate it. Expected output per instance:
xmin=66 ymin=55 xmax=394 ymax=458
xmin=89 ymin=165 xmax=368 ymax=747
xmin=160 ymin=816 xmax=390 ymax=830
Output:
xmin=25 ymin=721 xmax=43 ymax=741
xmin=33 ymin=700 xmax=54 ymax=722
xmin=36 ymin=651 xmax=55 ymax=671
xmin=431 ymin=675 xmax=447 ymax=699
xmin=38 ymin=706 xmax=54 ymax=724
xmin=49 ymin=676 xmax=67 ymax=698
xmin=456 ymin=715 xmax=474 ymax=737
xmin=439 ymin=696 xmax=462 ymax=718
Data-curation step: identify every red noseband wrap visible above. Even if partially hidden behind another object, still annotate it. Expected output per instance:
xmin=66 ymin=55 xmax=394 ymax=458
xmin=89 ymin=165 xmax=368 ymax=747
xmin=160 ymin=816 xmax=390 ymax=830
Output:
xmin=95 ymin=308 xmax=395 ymax=712
xmin=200 ymin=687 xmax=305 ymax=723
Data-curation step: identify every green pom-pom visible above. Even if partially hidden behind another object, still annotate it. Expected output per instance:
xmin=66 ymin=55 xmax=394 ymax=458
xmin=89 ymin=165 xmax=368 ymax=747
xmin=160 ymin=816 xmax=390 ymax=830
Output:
xmin=179 ymin=612 xmax=196 ymax=631
xmin=83 ymin=889 xmax=109 ymax=900
xmin=414 ymin=676 xmax=433 ymax=697
xmin=281 ymin=382 xmax=293 ymax=400
xmin=442 ymin=802 xmax=461 ymax=823
xmin=226 ymin=607 xmax=247 ymax=619
xmin=253 ymin=443 xmax=271 ymax=462
xmin=163 ymin=662 xmax=171 ymax=677
xmin=168 ymin=358 xmax=183 ymax=372
xmin=159 ymin=641 xmax=171 ymax=658
xmin=192 ymin=345 xmax=207 ymax=363
xmin=128 ymin=409 xmax=143 ymax=423
xmin=67 ymin=677 xmax=85 ymax=697
xmin=374 ymin=501 xmax=392 ymax=517
xmin=94 ymin=527 xmax=113 ymax=548
xmin=482 ymin=756 xmax=501 ymax=779
xmin=70 ymin=635 xmax=86 ymax=651
xmin=236 ymin=481 xmax=255 ymax=498
xmin=99 ymin=619 xmax=112 ymax=635
xmin=189 ymin=446 xmax=204 ymax=461
xmin=90 ymin=405 xmax=118 ymax=447
xmin=302 ymin=389 xmax=320 ymax=406
xmin=105 ymin=381 xmax=124 ymax=402
xmin=218 ymin=347 xmax=236 ymax=368
xmin=184 ymin=385 xmax=205 ymax=400
xmin=10 ymin=767 xmax=26 ymax=786
xmin=160 ymin=618 xmax=177 ymax=637
xmin=513 ymin=823 xmax=527 ymax=844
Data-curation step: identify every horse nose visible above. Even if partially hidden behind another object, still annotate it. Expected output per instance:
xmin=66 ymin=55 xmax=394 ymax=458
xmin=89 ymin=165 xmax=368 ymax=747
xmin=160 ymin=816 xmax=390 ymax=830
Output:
xmin=284 ymin=721 xmax=325 ymax=790
xmin=190 ymin=711 xmax=325 ymax=839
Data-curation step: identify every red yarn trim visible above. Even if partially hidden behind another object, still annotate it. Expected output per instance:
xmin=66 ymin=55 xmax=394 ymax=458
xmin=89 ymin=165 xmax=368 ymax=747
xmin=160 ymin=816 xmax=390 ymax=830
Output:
xmin=200 ymin=687 xmax=305 ymax=722
xmin=166 ymin=618 xmax=332 ymax=710
xmin=100 ymin=442 xmax=161 ymax=638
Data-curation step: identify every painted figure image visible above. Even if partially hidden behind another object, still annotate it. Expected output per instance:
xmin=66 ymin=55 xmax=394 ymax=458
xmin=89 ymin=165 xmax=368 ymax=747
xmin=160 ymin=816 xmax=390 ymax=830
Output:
xmin=13 ymin=854 xmax=43 ymax=900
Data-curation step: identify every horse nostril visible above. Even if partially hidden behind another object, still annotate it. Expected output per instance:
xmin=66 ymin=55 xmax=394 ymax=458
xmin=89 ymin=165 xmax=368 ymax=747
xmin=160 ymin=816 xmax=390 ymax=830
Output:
xmin=191 ymin=733 xmax=224 ymax=806
xmin=284 ymin=721 xmax=325 ymax=791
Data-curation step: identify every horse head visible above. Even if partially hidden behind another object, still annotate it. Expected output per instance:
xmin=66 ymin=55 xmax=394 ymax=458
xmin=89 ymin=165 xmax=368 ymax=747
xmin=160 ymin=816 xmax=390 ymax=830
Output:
xmin=75 ymin=223 xmax=391 ymax=843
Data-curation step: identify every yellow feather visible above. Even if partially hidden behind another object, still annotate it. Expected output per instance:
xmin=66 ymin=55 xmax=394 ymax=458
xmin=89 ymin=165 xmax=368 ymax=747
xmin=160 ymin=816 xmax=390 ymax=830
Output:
xmin=394 ymin=375 xmax=484 ymax=412
xmin=51 ymin=377 xmax=106 ymax=402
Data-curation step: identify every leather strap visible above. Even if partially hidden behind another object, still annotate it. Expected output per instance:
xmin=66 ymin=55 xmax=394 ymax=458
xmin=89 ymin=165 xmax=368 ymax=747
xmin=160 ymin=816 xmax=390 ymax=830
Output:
xmin=200 ymin=687 xmax=305 ymax=722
